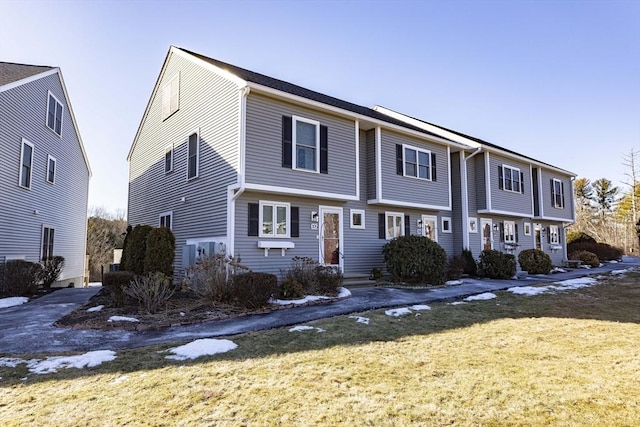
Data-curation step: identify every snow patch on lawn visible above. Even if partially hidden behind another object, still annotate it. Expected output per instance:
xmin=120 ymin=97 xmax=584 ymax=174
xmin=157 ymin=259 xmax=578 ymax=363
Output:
xmin=385 ymin=307 xmax=412 ymax=317
xmin=348 ymin=316 xmax=370 ymax=325
xmin=508 ymin=277 xmax=599 ymax=297
xmin=270 ymin=287 xmax=351 ymax=306
xmin=288 ymin=325 xmax=325 ymax=333
xmin=410 ymin=304 xmax=431 ymax=311
xmin=87 ymin=305 xmax=104 ymax=312
xmin=0 ymin=357 xmax=25 ymax=368
xmin=611 ymin=269 xmax=629 ymax=275
xmin=449 ymin=301 xmax=466 ymax=306
xmin=107 ymin=316 xmax=139 ymax=323
xmin=608 ymin=260 xmax=619 ymax=264
xmin=465 ymin=292 xmax=497 ymax=301
xmin=509 ymin=286 xmax=556 ymax=296
xmin=166 ymin=339 xmax=237 ymax=360
xmin=554 ymin=277 xmax=597 ymax=289
xmin=445 ymin=280 xmax=463 ymax=286
xmin=550 ymin=267 xmax=567 ymax=274
xmin=2 ymin=351 xmax=117 ymax=374
xmin=0 ymin=297 xmax=28 ymax=309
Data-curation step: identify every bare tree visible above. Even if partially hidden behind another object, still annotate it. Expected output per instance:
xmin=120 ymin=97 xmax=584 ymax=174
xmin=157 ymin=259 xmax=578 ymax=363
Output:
xmin=86 ymin=207 xmax=127 ymax=281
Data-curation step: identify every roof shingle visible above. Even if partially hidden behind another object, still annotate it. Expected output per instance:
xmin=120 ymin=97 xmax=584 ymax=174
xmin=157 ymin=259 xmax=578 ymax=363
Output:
xmin=0 ymin=62 xmax=54 ymax=87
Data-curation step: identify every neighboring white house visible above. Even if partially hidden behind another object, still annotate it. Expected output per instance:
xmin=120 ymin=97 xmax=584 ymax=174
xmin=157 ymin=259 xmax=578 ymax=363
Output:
xmin=0 ymin=62 xmax=91 ymax=287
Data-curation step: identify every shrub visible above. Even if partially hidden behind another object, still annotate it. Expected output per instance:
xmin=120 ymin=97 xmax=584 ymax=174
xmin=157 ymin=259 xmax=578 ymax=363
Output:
xmin=281 ymin=257 xmax=318 ymax=293
xmin=231 ymin=272 xmax=278 ymax=309
xmin=121 ymin=224 xmax=152 ymax=275
xmin=119 ymin=225 xmax=132 ymax=271
xmin=313 ymin=266 xmax=343 ymax=296
xmin=477 ymin=250 xmax=516 ymax=279
xmin=144 ymin=227 xmax=175 ymax=276
xmin=518 ymin=249 xmax=553 ymax=274
xmin=382 ymin=235 xmax=447 ymax=285
xmin=278 ymin=277 xmax=305 ymax=300
xmin=185 ymin=253 xmax=248 ymax=305
xmin=566 ymin=231 xmax=596 ymax=245
xmin=124 ymin=272 xmax=175 ymax=313
xmin=0 ymin=260 xmax=41 ymax=297
xmin=568 ymin=250 xmax=600 ymax=268
xmin=567 ymin=242 xmax=623 ymax=261
xmin=461 ymin=249 xmax=478 ymax=276
xmin=39 ymin=256 xmax=65 ymax=289
xmin=446 ymin=255 xmax=465 ymax=280
xmin=103 ymin=271 xmax=135 ymax=306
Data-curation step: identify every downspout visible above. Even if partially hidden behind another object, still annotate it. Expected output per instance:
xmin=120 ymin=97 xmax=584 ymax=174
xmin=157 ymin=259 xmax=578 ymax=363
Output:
xmin=227 ymin=85 xmax=251 ymax=257
xmin=461 ymin=147 xmax=482 ymax=251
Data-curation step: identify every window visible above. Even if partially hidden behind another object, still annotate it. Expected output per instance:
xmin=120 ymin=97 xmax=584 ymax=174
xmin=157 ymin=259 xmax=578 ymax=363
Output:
xmin=549 ymin=225 xmax=560 ymax=244
xmin=46 ymin=155 xmax=56 ymax=184
xmin=350 ymin=209 xmax=365 ymax=229
xmin=46 ymin=92 xmax=63 ymax=136
xmin=385 ymin=212 xmax=404 ymax=240
xmin=499 ymin=165 xmax=523 ymax=194
xmin=42 ymin=227 xmax=55 ymax=260
xmin=159 ymin=212 xmax=172 ymax=229
xmin=503 ymin=221 xmax=516 ymax=244
xmin=187 ymin=131 xmax=199 ymax=180
xmin=292 ymin=116 xmax=320 ymax=173
xmin=441 ymin=217 xmax=451 ymax=233
xmin=421 ymin=215 xmax=438 ymax=241
xmin=524 ymin=222 xmax=531 ymax=236
xmin=552 ymin=179 xmax=565 ymax=208
xmin=162 ymin=74 xmax=180 ymax=119
xmin=403 ymin=144 xmax=432 ymax=180
xmin=468 ymin=217 xmax=478 ymax=233
xmin=260 ymin=201 xmax=290 ymax=238
xmin=165 ymin=145 xmax=173 ymax=174
xmin=19 ymin=139 xmax=34 ymax=189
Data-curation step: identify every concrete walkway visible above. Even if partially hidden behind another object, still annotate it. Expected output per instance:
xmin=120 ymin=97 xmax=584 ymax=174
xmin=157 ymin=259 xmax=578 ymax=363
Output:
xmin=1 ymin=257 xmax=638 ymax=355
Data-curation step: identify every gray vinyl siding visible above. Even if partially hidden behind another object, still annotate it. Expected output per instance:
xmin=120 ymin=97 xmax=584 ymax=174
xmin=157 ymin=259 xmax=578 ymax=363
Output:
xmin=366 ymin=129 xmax=376 ymax=200
xmin=539 ymin=170 xmax=574 ymax=220
xmin=488 ymin=153 xmax=533 ymax=216
xmin=474 ymin=154 xmax=486 ymax=211
xmin=128 ymin=51 xmax=240 ymax=274
xmin=450 ymin=151 xmax=463 ymax=254
xmin=379 ymin=129 xmax=450 ymax=208
xmin=0 ymin=72 xmax=89 ymax=284
xmin=244 ymin=93 xmax=357 ymax=197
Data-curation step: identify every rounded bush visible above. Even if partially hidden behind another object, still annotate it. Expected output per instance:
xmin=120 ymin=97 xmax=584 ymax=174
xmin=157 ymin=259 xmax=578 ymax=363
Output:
xmin=478 ymin=250 xmax=516 ymax=279
xmin=121 ymin=225 xmax=153 ymax=275
xmin=0 ymin=260 xmax=41 ymax=297
xmin=566 ymin=231 xmax=596 ymax=245
xmin=232 ymin=272 xmax=278 ymax=309
xmin=567 ymin=242 xmax=623 ymax=261
xmin=568 ymin=250 xmax=599 ymax=268
xmin=382 ymin=235 xmax=447 ymax=285
xmin=518 ymin=249 xmax=553 ymax=274
xmin=461 ymin=249 xmax=478 ymax=276
xmin=144 ymin=227 xmax=176 ymax=276
xmin=103 ymin=271 xmax=136 ymax=306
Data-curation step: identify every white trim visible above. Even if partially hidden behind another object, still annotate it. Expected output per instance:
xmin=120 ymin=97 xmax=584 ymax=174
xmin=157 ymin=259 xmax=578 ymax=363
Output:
xmin=18 ymin=138 xmax=34 ymax=189
xmin=503 ymin=220 xmax=516 ymax=244
xmin=524 ymin=222 xmax=532 ymax=236
xmin=468 ymin=217 xmax=478 ymax=233
xmin=535 ymin=215 xmax=575 ymax=223
xmin=159 ymin=211 xmax=173 ymax=230
xmin=46 ymin=90 xmax=64 ymax=137
xmin=243 ymin=182 xmax=357 ymax=201
xmin=441 ymin=216 xmax=452 ymax=234
xmin=485 ymin=151 xmax=492 ymax=211
xmin=538 ymin=167 xmax=544 ymax=217
xmin=501 ymin=163 xmax=522 ymax=193
xmin=258 ymin=240 xmax=295 ymax=257
xmin=447 ymin=146 xmax=452 ymax=210
xmin=350 ymin=209 xmax=365 ymax=229
xmin=319 ymin=205 xmax=344 ymax=270
xmin=172 ymin=46 xmax=247 ymax=87
xmin=258 ymin=200 xmax=291 ymax=238
xmin=368 ymin=198 xmax=451 ymax=211
xmin=0 ymin=68 xmax=59 ymax=93
xmin=401 ymin=143 xmax=433 ymax=181
xmin=375 ymin=126 xmax=382 ymax=200
xmin=552 ymin=178 xmax=564 ymax=208
xmin=238 ymin=86 xmax=249 ymax=185
xmin=41 ymin=225 xmax=55 ymax=260
xmin=477 ymin=208 xmax=534 ymax=217
xmin=354 ymin=120 xmax=360 ymax=200
xmin=164 ymin=144 xmax=174 ymax=174
xmin=162 ymin=72 xmax=180 ymax=120
xmin=385 ymin=211 xmax=404 ymax=240
xmin=480 ymin=218 xmax=493 ymax=251
xmin=46 ymin=154 xmax=56 ymax=184
xmin=291 ymin=115 xmax=321 ymax=173
xmin=186 ymin=128 xmax=200 ymax=181
xmin=421 ymin=214 xmax=438 ymax=242
xmin=549 ymin=225 xmax=560 ymax=245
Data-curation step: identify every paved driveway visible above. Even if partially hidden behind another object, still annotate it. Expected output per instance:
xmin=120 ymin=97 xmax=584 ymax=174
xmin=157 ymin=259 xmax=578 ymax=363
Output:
xmin=1 ymin=257 xmax=637 ymax=354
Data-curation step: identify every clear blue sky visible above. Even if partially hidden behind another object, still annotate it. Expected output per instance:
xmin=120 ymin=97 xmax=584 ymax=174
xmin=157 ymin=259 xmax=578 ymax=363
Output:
xmin=1 ymin=0 xmax=638 ymax=216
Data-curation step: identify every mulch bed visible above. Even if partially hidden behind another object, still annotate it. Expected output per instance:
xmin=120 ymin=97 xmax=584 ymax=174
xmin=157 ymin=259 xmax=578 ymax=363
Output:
xmin=54 ymin=287 xmax=341 ymax=331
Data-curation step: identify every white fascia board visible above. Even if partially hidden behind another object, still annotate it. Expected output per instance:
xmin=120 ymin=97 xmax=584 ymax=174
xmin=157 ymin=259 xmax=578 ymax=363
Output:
xmin=375 ymin=127 xmax=382 ymax=200
xmin=244 ymin=182 xmax=358 ymax=201
xmin=354 ymin=120 xmax=360 ymax=200
xmin=447 ymin=146 xmax=452 ymax=210
xmin=0 ymin=68 xmax=59 ymax=93
xmin=247 ymin=83 xmax=466 ymax=150
xmin=534 ymin=215 xmax=575 ymax=223
xmin=477 ymin=209 xmax=534 ymax=218
xmin=485 ymin=151 xmax=492 ymax=211
xmin=368 ymin=198 xmax=451 ymax=211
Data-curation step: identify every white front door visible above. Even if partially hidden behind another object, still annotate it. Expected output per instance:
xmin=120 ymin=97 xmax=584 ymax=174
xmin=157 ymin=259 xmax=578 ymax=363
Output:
xmin=481 ymin=218 xmax=493 ymax=251
xmin=421 ymin=215 xmax=438 ymax=242
xmin=319 ymin=206 xmax=343 ymax=269
xmin=534 ymin=223 xmax=542 ymax=250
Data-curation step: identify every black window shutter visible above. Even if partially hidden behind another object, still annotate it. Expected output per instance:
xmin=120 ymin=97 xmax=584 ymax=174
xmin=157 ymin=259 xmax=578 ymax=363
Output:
xmin=404 ymin=215 xmax=410 ymax=236
xmin=499 ymin=222 xmax=505 ymax=242
xmin=282 ymin=116 xmax=292 ymax=168
xmin=550 ymin=179 xmax=555 ymax=206
xmin=547 ymin=228 xmax=551 ymax=244
xmin=320 ymin=125 xmax=328 ymax=174
xmin=520 ymin=172 xmax=525 ymax=194
xmin=291 ymin=207 xmax=299 ymax=237
xmin=498 ymin=166 xmax=504 ymax=190
xmin=248 ymin=203 xmax=259 ymax=236
xmin=378 ymin=213 xmax=386 ymax=239
xmin=431 ymin=153 xmax=437 ymax=181
xmin=560 ymin=181 xmax=565 ymax=208
xmin=515 ymin=223 xmax=519 ymax=243
xmin=396 ymin=144 xmax=403 ymax=175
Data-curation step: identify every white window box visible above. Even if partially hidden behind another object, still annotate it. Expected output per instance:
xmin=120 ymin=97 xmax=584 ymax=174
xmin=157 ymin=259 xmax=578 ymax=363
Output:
xmin=258 ymin=241 xmax=295 ymax=256
xmin=550 ymin=245 xmax=563 ymax=251
xmin=503 ymin=243 xmax=518 ymax=251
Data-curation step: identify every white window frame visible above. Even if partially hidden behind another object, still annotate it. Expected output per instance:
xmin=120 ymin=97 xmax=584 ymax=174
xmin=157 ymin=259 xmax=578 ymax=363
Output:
xmin=524 ymin=222 xmax=531 ymax=236
xmin=46 ymin=91 xmax=64 ymax=136
xmin=165 ymin=144 xmax=174 ymax=174
xmin=385 ymin=211 xmax=404 ymax=240
xmin=552 ymin=178 xmax=564 ymax=208
xmin=259 ymin=201 xmax=291 ymax=238
xmin=41 ymin=225 xmax=55 ymax=260
xmin=162 ymin=73 xmax=180 ymax=120
xmin=441 ymin=217 xmax=452 ymax=234
xmin=186 ymin=129 xmax=199 ymax=180
xmin=503 ymin=221 xmax=516 ymax=244
xmin=350 ymin=209 xmax=365 ymax=229
xmin=19 ymin=138 xmax=34 ymax=189
xmin=549 ymin=225 xmax=560 ymax=244
xmin=292 ymin=115 xmax=320 ymax=173
xmin=403 ymin=144 xmax=432 ymax=181
xmin=159 ymin=211 xmax=173 ymax=230
xmin=421 ymin=214 xmax=438 ymax=242
xmin=502 ymin=164 xmax=521 ymax=193
xmin=46 ymin=155 xmax=56 ymax=184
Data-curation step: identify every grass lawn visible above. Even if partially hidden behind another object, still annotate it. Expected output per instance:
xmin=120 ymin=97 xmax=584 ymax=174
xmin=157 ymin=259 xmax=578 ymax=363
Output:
xmin=1 ymin=271 xmax=639 ymax=426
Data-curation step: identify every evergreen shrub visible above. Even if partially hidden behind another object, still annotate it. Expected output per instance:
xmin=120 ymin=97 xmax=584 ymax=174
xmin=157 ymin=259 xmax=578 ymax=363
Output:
xmin=567 ymin=242 xmax=623 ymax=261
xmin=518 ymin=249 xmax=552 ymax=274
xmin=568 ymin=250 xmax=600 ymax=268
xmin=477 ymin=250 xmax=516 ymax=279
xmin=103 ymin=271 xmax=135 ymax=306
xmin=446 ymin=255 xmax=465 ymax=280
xmin=313 ymin=265 xmax=343 ymax=296
xmin=382 ymin=235 xmax=447 ymax=285
xmin=566 ymin=231 xmax=596 ymax=245
xmin=144 ymin=227 xmax=175 ymax=276
xmin=0 ymin=260 xmax=41 ymax=297
xmin=461 ymin=248 xmax=478 ymax=276
xmin=231 ymin=272 xmax=278 ymax=309
xmin=121 ymin=224 xmax=152 ymax=275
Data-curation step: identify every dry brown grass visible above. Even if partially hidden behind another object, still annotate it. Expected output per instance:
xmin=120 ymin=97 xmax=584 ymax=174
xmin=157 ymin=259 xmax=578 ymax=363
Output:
xmin=1 ymin=272 xmax=639 ymax=426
